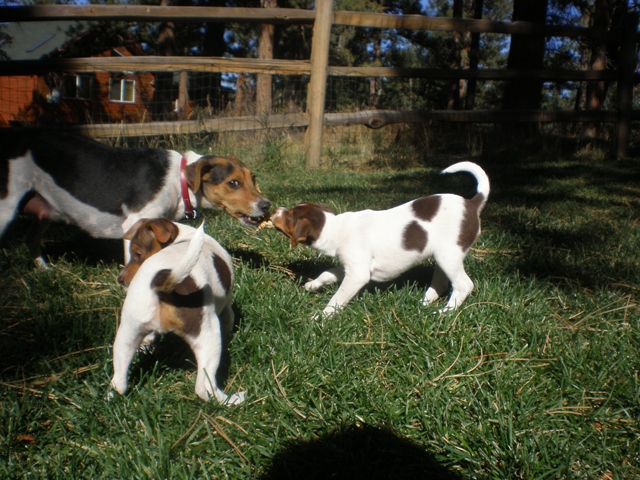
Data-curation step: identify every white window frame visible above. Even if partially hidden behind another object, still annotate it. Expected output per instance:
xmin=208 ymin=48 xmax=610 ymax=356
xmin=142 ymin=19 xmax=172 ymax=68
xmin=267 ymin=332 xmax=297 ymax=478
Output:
xmin=109 ymin=78 xmax=136 ymax=104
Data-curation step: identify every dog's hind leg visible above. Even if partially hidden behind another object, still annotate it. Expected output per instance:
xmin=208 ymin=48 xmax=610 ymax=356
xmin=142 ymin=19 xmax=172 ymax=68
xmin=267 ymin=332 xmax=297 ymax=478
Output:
xmin=0 ymin=188 xmax=24 ymax=241
xmin=432 ymin=253 xmax=474 ymax=311
xmin=26 ymin=219 xmax=52 ymax=268
xmin=422 ymin=264 xmax=450 ymax=306
xmin=0 ymin=204 xmax=17 ymax=241
xmin=442 ymin=269 xmax=474 ymax=311
xmin=219 ymin=302 xmax=235 ymax=351
xmin=189 ymin=319 xmax=245 ymax=405
xmin=111 ymin=319 xmax=148 ymax=395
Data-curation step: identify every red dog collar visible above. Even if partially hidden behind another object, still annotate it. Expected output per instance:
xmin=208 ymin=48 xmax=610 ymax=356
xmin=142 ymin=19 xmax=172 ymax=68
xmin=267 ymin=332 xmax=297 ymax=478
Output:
xmin=180 ymin=156 xmax=198 ymax=219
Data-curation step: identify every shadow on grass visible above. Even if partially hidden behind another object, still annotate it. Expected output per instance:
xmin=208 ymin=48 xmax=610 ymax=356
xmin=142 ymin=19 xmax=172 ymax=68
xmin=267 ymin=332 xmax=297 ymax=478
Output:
xmin=485 ymin=161 xmax=640 ymax=290
xmin=1 ymin=216 xmax=125 ymax=267
xmin=282 ymin=257 xmax=436 ymax=294
xmin=260 ymin=423 xmax=464 ymax=480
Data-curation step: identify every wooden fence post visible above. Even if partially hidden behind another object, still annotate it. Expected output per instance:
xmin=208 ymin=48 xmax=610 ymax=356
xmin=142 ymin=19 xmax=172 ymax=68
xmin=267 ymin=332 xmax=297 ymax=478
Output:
xmin=616 ymin=11 xmax=638 ymax=159
xmin=305 ymin=0 xmax=333 ymax=168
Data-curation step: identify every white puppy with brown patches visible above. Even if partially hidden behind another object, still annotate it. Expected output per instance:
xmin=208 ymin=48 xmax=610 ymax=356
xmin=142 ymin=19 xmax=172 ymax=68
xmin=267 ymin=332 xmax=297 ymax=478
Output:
xmin=111 ymin=219 xmax=244 ymax=404
xmin=271 ymin=162 xmax=490 ymax=317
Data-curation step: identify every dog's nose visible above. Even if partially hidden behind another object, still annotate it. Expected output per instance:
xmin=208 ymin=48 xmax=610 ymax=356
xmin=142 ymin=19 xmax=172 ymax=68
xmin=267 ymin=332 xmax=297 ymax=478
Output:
xmin=117 ymin=274 xmax=125 ymax=285
xmin=259 ymin=199 xmax=271 ymax=213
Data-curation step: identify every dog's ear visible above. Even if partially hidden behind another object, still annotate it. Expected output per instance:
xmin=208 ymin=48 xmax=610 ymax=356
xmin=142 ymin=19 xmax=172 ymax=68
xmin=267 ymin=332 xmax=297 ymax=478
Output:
xmin=184 ymin=159 xmax=210 ymax=193
xmin=292 ymin=218 xmax=313 ymax=247
xmin=147 ymin=218 xmax=179 ymax=245
xmin=123 ymin=219 xmax=147 ymax=240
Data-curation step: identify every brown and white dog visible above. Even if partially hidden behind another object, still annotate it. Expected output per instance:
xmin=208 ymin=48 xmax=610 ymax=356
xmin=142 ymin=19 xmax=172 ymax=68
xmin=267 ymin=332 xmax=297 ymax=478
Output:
xmin=111 ymin=218 xmax=244 ymax=404
xmin=0 ymin=129 xmax=270 ymax=267
xmin=272 ymin=162 xmax=490 ymax=316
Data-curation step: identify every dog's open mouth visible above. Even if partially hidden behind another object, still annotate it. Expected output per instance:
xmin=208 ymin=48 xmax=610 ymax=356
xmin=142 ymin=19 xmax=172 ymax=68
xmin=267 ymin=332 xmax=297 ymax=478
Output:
xmin=238 ymin=214 xmax=266 ymax=227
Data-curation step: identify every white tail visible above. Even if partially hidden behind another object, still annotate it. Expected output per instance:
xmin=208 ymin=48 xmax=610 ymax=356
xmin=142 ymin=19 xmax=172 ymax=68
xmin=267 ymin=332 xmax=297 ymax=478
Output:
xmin=152 ymin=221 xmax=205 ymax=292
xmin=442 ymin=161 xmax=490 ymax=201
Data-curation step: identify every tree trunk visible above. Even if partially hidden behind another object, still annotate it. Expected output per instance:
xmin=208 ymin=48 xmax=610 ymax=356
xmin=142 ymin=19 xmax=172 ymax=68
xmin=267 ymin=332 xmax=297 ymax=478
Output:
xmin=153 ymin=0 xmax=177 ymax=120
xmin=369 ymin=31 xmax=382 ymax=109
xmin=447 ymin=0 xmax=463 ymax=110
xmin=502 ymin=0 xmax=549 ymax=110
xmin=257 ymin=0 xmax=277 ymax=117
xmin=464 ymin=0 xmax=483 ymax=110
xmin=234 ymin=74 xmax=248 ymax=116
xmin=177 ymin=71 xmax=189 ymax=115
xmin=584 ymin=0 xmax=609 ymax=137
xmin=201 ymin=0 xmax=225 ymax=115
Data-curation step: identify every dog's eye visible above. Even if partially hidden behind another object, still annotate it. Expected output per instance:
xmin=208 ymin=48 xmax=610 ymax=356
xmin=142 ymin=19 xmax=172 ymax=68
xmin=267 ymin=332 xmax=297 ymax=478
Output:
xmin=228 ymin=180 xmax=240 ymax=189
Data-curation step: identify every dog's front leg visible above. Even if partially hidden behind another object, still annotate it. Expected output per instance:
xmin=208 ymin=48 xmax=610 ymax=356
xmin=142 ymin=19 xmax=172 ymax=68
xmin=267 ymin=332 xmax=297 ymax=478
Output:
xmin=123 ymin=238 xmax=131 ymax=264
xmin=304 ymin=266 xmax=345 ymax=292
xmin=322 ymin=268 xmax=370 ymax=317
xmin=121 ymin=216 xmax=141 ymax=264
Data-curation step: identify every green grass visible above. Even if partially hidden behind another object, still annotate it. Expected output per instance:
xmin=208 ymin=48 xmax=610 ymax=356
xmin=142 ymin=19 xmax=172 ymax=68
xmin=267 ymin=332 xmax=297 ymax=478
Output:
xmin=1 ymin=157 xmax=639 ymax=479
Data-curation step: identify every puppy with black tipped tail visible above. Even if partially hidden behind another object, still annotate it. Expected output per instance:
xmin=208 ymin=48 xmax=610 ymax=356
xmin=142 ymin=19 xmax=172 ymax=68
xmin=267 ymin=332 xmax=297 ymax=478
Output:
xmin=271 ymin=161 xmax=490 ymax=317
xmin=111 ymin=220 xmax=244 ymax=405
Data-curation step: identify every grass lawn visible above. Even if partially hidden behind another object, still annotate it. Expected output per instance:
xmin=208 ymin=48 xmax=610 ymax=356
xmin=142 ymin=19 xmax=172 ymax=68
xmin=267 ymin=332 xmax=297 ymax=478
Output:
xmin=1 ymin=156 xmax=639 ymax=478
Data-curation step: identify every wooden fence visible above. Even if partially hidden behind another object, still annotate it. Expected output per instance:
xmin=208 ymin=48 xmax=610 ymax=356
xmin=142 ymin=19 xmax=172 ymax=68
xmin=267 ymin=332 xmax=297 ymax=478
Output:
xmin=1 ymin=2 xmax=638 ymax=165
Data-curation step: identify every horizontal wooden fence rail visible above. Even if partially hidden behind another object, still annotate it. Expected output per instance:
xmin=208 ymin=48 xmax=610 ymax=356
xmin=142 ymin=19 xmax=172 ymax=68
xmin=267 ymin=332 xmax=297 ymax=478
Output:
xmin=1 ymin=57 xmax=630 ymax=82
xmin=0 ymin=5 xmax=630 ymax=41
xmin=0 ymin=57 xmax=312 ymax=76
xmin=68 ymin=109 xmax=633 ymax=140
xmin=0 ymin=6 xmax=317 ymax=25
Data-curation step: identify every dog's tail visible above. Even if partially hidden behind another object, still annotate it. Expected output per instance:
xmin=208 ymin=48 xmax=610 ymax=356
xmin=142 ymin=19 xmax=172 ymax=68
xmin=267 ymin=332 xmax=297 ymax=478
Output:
xmin=151 ymin=221 xmax=205 ymax=293
xmin=442 ymin=161 xmax=490 ymax=211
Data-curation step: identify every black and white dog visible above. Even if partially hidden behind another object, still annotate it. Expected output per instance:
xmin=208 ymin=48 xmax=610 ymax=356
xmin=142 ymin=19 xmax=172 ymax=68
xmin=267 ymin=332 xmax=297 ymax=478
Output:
xmin=0 ymin=129 xmax=270 ymax=266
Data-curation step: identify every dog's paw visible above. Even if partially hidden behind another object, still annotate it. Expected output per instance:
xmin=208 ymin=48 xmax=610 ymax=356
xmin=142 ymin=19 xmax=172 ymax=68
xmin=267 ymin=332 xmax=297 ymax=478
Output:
xmin=304 ymin=280 xmax=322 ymax=292
xmin=110 ymin=378 xmax=127 ymax=396
xmin=310 ymin=307 xmax=338 ymax=321
xmin=321 ymin=306 xmax=340 ymax=317
xmin=138 ymin=332 xmax=158 ymax=354
xmin=437 ymin=305 xmax=457 ymax=314
xmin=33 ymin=256 xmax=50 ymax=270
xmin=225 ymin=391 xmax=246 ymax=406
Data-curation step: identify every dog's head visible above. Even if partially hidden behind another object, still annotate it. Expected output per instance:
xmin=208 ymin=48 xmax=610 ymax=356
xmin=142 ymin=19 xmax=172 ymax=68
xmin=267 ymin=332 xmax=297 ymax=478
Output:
xmin=118 ymin=218 xmax=180 ymax=286
xmin=271 ymin=203 xmax=335 ymax=247
xmin=184 ymin=154 xmax=270 ymax=227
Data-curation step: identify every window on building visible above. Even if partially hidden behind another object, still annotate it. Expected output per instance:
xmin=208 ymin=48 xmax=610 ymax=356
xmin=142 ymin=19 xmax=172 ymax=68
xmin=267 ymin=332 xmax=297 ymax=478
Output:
xmin=62 ymin=74 xmax=92 ymax=100
xmin=109 ymin=79 xmax=136 ymax=103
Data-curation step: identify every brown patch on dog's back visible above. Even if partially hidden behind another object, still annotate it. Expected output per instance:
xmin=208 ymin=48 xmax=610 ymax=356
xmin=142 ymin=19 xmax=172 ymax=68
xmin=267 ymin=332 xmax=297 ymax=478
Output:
xmin=457 ymin=195 xmax=484 ymax=251
xmin=412 ymin=196 xmax=441 ymax=222
xmin=402 ymin=221 xmax=428 ymax=252
xmin=212 ymin=254 xmax=232 ymax=294
xmin=153 ymin=272 xmax=204 ymax=337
